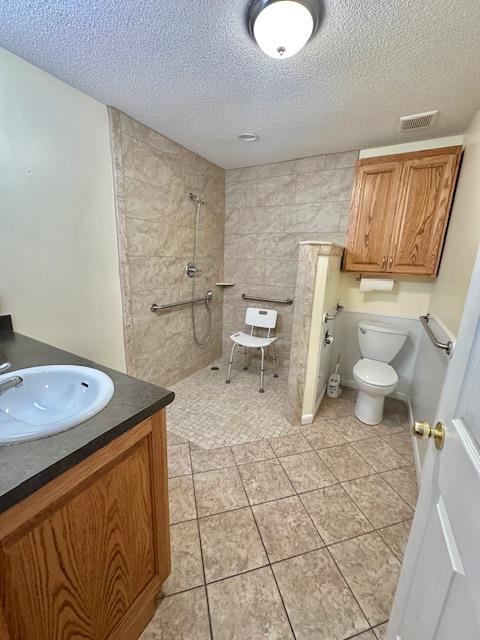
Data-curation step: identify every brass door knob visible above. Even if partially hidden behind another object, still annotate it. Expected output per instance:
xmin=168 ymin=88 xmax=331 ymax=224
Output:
xmin=413 ymin=420 xmax=445 ymax=450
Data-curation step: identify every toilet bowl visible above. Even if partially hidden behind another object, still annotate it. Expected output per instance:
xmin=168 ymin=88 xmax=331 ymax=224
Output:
xmin=353 ymin=321 xmax=408 ymax=425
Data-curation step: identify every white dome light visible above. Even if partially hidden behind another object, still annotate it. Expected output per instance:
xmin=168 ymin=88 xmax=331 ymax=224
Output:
xmin=248 ymin=0 xmax=321 ymax=60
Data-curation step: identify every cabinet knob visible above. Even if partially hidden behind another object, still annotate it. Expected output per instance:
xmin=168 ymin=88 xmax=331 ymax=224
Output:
xmin=382 ymin=256 xmax=386 ymax=268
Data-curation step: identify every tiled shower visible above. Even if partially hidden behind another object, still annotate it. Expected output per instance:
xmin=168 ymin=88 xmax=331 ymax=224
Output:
xmin=109 ymin=108 xmax=358 ymax=389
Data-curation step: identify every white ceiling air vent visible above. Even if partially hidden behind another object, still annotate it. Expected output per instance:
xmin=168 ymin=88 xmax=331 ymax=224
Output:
xmin=400 ymin=110 xmax=438 ymax=132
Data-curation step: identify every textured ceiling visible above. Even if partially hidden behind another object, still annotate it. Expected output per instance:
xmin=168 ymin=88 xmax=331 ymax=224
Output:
xmin=1 ymin=0 xmax=480 ymax=169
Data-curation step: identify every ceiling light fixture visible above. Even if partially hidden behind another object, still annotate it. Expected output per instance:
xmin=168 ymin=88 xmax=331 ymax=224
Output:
xmin=247 ymin=0 xmax=323 ymax=59
xmin=238 ymin=133 xmax=259 ymax=141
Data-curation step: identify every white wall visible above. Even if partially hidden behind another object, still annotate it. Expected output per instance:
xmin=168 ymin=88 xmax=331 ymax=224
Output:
xmin=410 ymin=110 xmax=480 ymax=455
xmin=339 ymin=273 xmax=432 ymax=317
xmin=0 ymin=48 xmax=126 ymax=371
xmin=428 ymin=111 xmax=480 ymax=336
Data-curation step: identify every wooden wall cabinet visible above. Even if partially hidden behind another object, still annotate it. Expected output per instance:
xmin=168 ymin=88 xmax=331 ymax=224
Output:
xmin=0 ymin=410 xmax=170 ymax=640
xmin=343 ymin=146 xmax=463 ymax=277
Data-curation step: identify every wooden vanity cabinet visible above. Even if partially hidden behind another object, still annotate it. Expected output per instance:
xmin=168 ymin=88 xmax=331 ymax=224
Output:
xmin=0 ymin=410 xmax=170 ymax=640
xmin=343 ymin=146 xmax=463 ymax=277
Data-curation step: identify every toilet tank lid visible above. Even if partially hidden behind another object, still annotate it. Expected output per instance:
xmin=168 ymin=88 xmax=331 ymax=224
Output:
xmin=359 ymin=321 xmax=409 ymax=336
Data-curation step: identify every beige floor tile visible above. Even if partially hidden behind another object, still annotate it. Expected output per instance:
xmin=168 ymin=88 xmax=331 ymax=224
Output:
xmin=163 ymin=521 xmax=204 ymax=595
xmin=301 ymin=421 xmax=347 ymax=450
xmin=140 ymin=587 xmax=211 ymax=640
xmin=352 ymin=438 xmax=410 ymax=472
xmin=328 ymin=416 xmax=381 ymax=442
xmin=329 ymin=532 xmax=401 ymax=627
xmin=273 ymin=548 xmax=369 ymax=640
xmin=238 ymin=459 xmax=295 ymax=505
xmin=208 ymin=567 xmax=293 ymax=640
xmin=269 ymin=432 xmax=312 ymax=456
xmin=168 ymin=443 xmax=192 ymax=477
xmin=253 ymin=496 xmax=323 ymax=562
xmin=231 ymin=439 xmax=276 ymax=465
xmin=380 ymin=466 xmax=418 ymax=508
xmin=378 ymin=520 xmax=412 ymax=561
xmin=316 ymin=395 xmax=356 ymax=419
xmin=194 ymin=467 xmax=248 ymax=517
xmin=300 ymin=484 xmax=373 ymax=545
xmin=279 ymin=451 xmax=337 ymax=493
xmin=317 ymin=444 xmax=374 ymax=482
xmin=354 ymin=632 xmax=377 ymax=639
xmin=373 ymin=621 xmax=389 ymax=638
xmin=342 ymin=475 xmax=413 ymax=529
xmin=190 ymin=445 xmax=235 ymax=473
xmin=381 ymin=433 xmax=414 ymax=462
xmin=199 ymin=507 xmax=268 ymax=582
xmin=169 ymin=475 xmax=197 ymax=524
xmin=383 ymin=398 xmax=409 ymax=426
xmin=373 ymin=420 xmax=409 ymax=436
xmin=167 ymin=431 xmax=187 ymax=445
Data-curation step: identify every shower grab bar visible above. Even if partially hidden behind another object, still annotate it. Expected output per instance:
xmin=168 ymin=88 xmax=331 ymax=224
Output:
xmin=151 ymin=290 xmax=213 ymax=313
xmin=419 ymin=314 xmax=453 ymax=356
xmin=241 ymin=293 xmax=293 ymax=305
xmin=323 ymin=303 xmax=344 ymax=323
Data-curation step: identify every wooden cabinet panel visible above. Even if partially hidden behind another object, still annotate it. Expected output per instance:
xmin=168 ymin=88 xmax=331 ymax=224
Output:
xmin=0 ymin=410 xmax=170 ymax=640
xmin=343 ymin=146 xmax=462 ymax=277
xmin=389 ymin=153 xmax=460 ymax=276
xmin=343 ymin=161 xmax=403 ymax=272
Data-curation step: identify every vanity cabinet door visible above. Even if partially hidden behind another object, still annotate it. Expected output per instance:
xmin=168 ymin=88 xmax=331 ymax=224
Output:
xmin=0 ymin=411 xmax=170 ymax=640
xmin=343 ymin=160 xmax=403 ymax=272
xmin=388 ymin=149 xmax=462 ymax=276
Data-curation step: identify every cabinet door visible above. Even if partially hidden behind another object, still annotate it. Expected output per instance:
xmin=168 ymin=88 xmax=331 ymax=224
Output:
xmin=0 ymin=412 xmax=170 ymax=640
xmin=388 ymin=150 xmax=462 ymax=276
xmin=344 ymin=160 xmax=403 ymax=272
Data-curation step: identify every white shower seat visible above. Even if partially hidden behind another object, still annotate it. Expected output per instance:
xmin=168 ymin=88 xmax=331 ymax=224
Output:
xmin=226 ymin=307 xmax=278 ymax=393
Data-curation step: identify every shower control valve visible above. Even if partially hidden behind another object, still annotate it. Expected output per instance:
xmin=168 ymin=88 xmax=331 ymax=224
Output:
xmin=186 ymin=262 xmax=201 ymax=278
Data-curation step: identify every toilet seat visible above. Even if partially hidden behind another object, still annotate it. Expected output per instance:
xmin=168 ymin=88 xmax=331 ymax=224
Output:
xmin=353 ymin=358 xmax=398 ymax=387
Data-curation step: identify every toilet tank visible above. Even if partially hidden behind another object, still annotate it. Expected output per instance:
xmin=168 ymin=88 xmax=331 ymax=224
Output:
xmin=358 ymin=321 xmax=408 ymax=363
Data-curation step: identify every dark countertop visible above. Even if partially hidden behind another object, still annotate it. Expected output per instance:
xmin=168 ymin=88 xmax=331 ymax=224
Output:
xmin=0 ymin=330 xmax=174 ymax=514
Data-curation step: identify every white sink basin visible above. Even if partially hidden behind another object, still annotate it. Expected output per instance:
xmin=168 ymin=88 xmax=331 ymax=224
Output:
xmin=0 ymin=365 xmax=114 ymax=444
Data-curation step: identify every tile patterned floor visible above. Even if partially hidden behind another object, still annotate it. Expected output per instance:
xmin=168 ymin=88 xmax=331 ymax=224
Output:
xmin=141 ymin=389 xmax=417 ymax=640
xmin=167 ymin=362 xmax=294 ymax=448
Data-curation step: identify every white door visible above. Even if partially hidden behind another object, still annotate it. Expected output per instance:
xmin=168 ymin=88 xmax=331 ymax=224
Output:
xmin=387 ymin=249 xmax=480 ymax=639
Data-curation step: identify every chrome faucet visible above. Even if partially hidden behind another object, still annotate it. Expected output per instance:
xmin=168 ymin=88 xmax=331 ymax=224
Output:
xmin=0 ymin=355 xmax=11 ymax=373
xmin=0 ymin=376 xmax=23 ymax=396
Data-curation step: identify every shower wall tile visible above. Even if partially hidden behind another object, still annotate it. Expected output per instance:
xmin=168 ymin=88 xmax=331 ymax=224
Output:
xmin=223 ymin=151 xmax=358 ymax=372
xmin=295 ymin=168 xmax=356 ymax=204
xmin=109 ymin=107 xmax=225 ymax=388
xmin=245 ymin=175 xmax=296 ymax=207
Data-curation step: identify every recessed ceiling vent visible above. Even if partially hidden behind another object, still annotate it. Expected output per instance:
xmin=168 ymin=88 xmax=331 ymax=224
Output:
xmin=400 ymin=110 xmax=438 ymax=132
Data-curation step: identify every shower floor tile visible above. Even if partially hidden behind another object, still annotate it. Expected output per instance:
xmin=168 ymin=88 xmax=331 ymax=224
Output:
xmin=167 ymin=361 xmax=294 ymax=449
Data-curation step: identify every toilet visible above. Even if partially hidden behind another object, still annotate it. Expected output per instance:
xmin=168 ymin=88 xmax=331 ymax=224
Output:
xmin=353 ymin=321 xmax=408 ymax=425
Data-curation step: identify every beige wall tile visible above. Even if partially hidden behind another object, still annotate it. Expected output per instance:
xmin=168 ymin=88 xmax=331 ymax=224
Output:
xmin=246 ymin=174 xmax=296 ymax=207
xmin=110 ymin=108 xmax=225 ymax=386
xmin=295 ymin=167 xmax=355 ymax=204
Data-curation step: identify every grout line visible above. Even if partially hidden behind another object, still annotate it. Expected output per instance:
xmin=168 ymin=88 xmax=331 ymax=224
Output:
xmin=187 ymin=441 xmax=214 ymax=640
xmin=235 ymin=456 xmax=298 ymax=640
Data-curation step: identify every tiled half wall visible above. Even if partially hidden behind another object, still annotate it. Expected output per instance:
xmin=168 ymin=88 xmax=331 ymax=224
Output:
xmin=223 ymin=151 xmax=358 ymax=371
xmin=109 ymin=108 xmax=225 ymax=387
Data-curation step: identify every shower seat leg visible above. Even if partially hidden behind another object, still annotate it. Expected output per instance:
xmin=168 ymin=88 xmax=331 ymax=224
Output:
xmin=272 ymin=343 xmax=278 ymax=378
xmin=226 ymin=343 xmax=237 ymax=384
xmin=243 ymin=347 xmax=249 ymax=370
xmin=259 ymin=347 xmax=265 ymax=393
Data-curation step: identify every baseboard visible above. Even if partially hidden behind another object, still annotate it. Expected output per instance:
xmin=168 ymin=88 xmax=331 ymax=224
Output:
xmin=302 ymin=384 xmax=327 ymax=425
